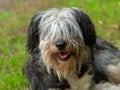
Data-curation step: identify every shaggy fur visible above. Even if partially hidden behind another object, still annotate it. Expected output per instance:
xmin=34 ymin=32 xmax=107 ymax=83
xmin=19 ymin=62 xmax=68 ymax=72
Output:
xmin=24 ymin=7 xmax=120 ymax=90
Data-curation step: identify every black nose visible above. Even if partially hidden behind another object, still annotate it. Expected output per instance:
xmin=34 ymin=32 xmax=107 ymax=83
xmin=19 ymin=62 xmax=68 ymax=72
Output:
xmin=56 ymin=41 xmax=66 ymax=50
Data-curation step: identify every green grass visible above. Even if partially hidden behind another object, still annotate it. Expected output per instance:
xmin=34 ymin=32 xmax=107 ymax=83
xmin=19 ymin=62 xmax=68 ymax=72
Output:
xmin=0 ymin=0 xmax=120 ymax=89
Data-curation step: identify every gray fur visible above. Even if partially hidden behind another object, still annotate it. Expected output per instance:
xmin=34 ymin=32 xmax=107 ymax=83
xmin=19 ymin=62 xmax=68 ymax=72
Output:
xmin=24 ymin=7 xmax=120 ymax=90
xmin=39 ymin=8 xmax=85 ymax=51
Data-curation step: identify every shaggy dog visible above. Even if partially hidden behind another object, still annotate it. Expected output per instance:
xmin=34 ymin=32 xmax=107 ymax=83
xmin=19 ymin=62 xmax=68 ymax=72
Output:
xmin=24 ymin=7 xmax=120 ymax=90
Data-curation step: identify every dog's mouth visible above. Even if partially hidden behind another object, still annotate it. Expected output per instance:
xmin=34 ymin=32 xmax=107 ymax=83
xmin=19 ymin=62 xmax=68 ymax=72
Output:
xmin=58 ymin=52 xmax=72 ymax=61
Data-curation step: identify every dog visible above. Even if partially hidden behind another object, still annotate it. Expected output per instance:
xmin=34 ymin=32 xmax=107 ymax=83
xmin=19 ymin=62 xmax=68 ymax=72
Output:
xmin=24 ymin=7 xmax=120 ymax=90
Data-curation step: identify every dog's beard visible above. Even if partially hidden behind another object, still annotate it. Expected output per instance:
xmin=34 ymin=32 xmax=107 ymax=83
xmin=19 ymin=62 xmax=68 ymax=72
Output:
xmin=40 ymin=41 xmax=87 ymax=79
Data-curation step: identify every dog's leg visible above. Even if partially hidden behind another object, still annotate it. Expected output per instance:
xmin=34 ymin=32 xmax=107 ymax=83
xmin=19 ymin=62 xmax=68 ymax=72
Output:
xmin=107 ymin=62 xmax=120 ymax=83
xmin=24 ymin=63 xmax=46 ymax=90
xmin=30 ymin=76 xmax=45 ymax=90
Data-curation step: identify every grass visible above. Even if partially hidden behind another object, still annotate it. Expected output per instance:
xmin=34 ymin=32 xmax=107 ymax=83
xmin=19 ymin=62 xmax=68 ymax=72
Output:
xmin=0 ymin=0 xmax=120 ymax=90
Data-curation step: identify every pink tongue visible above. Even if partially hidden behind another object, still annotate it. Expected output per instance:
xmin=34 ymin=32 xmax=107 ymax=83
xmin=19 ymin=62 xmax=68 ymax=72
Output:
xmin=59 ymin=53 xmax=69 ymax=59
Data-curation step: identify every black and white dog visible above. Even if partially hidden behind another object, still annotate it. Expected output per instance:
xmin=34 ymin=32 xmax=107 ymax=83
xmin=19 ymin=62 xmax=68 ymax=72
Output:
xmin=24 ymin=7 xmax=120 ymax=90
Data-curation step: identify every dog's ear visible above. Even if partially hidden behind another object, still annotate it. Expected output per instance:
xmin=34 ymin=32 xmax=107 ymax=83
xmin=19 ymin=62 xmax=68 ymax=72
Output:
xmin=71 ymin=8 xmax=96 ymax=47
xmin=27 ymin=12 xmax=45 ymax=54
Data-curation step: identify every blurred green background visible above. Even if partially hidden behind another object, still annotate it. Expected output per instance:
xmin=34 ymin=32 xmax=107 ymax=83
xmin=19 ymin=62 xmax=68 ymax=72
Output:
xmin=0 ymin=0 xmax=120 ymax=90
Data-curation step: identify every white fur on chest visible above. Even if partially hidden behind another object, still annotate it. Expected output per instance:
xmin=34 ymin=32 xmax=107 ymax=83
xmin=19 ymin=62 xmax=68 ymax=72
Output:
xmin=66 ymin=73 xmax=91 ymax=90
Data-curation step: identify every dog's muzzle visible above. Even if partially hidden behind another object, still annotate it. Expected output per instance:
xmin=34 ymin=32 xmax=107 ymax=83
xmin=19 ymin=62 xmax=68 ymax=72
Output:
xmin=56 ymin=40 xmax=72 ymax=61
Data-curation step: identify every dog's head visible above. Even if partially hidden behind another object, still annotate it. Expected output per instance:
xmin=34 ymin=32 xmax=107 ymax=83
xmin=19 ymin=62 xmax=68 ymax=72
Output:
xmin=27 ymin=8 xmax=96 ymax=78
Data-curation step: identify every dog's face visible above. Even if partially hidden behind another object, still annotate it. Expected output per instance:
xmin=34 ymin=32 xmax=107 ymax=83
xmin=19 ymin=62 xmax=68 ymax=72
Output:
xmin=27 ymin=8 xmax=96 ymax=78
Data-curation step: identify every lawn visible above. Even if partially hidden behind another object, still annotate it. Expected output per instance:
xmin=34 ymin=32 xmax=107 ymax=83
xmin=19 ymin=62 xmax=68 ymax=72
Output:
xmin=0 ymin=0 xmax=120 ymax=90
